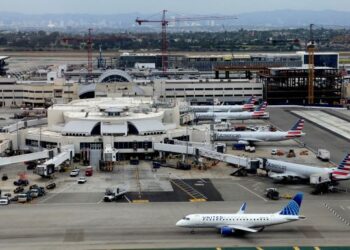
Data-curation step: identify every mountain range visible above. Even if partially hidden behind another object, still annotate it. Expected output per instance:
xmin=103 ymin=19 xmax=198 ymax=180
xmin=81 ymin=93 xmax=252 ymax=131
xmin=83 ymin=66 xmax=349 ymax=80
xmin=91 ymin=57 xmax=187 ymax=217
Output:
xmin=0 ymin=10 xmax=349 ymax=31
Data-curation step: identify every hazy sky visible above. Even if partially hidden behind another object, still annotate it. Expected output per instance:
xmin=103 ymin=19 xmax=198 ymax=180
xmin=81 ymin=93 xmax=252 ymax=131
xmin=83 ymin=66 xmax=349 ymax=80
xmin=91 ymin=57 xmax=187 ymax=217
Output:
xmin=2 ymin=0 xmax=350 ymax=14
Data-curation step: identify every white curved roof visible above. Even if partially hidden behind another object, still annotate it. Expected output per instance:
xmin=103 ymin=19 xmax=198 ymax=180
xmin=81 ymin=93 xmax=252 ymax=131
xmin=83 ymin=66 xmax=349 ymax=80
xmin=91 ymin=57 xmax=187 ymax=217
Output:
xmin=129 ymin=120 xmax=165 ymax=134
xmin=62 ymin=120 xmax=99 ymax=135
xmin=97 ymin=69 xmax=133 ymax=83
xmin=101 ymin=122 xmax=127 ymax=135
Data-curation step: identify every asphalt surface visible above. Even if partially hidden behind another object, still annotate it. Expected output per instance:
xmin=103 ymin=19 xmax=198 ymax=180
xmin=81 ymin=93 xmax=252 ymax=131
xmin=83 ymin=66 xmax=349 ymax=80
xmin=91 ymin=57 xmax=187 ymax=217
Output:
xmin=1 ymin=197 xmax=350 ymax=250
xmin=268 ymin=107 xmax=350 ymax=163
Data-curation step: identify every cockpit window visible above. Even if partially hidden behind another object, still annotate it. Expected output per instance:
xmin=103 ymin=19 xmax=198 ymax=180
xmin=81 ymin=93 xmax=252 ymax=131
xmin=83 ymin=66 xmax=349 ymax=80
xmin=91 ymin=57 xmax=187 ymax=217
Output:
xmin=182 ymin=217 xmax=190 ymax=220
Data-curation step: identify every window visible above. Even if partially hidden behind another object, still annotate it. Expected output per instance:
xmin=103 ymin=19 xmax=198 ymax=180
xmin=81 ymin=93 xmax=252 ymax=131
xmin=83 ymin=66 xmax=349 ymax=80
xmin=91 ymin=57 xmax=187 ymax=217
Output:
xmin=25 ymin=139 xmax=38 ymax=147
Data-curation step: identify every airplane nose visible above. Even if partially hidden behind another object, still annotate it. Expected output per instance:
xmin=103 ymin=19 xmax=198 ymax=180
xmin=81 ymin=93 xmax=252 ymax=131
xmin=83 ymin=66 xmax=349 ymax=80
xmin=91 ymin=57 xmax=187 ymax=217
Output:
xmin=176 ymin=220 xmax=183 ymax=227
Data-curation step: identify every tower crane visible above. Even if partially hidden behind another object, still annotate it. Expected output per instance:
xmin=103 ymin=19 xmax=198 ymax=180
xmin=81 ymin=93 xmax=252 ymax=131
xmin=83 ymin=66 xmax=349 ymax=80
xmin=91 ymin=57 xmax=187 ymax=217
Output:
xmin=62 ymin=28 xmax=93 ymax=79
xmin=307 ymin=24 xmax=316 ymax=105
xmin=136 ymin=10 xmax=237 ymax=73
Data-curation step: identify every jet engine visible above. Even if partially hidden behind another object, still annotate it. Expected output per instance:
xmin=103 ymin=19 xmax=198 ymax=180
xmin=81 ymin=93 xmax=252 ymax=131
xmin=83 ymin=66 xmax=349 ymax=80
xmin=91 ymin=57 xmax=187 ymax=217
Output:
xmin=220 ymin=226 xmax=234 ymax=236
xmin=238 ymin=140 xmax=250 ymax=145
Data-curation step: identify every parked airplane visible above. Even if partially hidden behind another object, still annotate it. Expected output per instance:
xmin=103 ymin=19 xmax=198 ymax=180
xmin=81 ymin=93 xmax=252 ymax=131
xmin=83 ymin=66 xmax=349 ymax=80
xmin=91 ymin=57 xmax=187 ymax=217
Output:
xmin=265 ymin=153 xmax=350 ymax=182
xmin=214 ymin=119 xmax=305 ymax=145
xmin=189 ymin=96 xmax=256 ymax=113
xmin=195 ymin=101 xmax=268 ymax=122
xmin=176 ymin=192 xmax=304 ymax=236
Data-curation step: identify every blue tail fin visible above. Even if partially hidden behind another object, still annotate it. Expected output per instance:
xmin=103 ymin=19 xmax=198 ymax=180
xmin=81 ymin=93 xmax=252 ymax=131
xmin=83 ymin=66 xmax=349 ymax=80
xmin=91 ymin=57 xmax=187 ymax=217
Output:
xmin=279 ymin=192 xmax=303 ymax=216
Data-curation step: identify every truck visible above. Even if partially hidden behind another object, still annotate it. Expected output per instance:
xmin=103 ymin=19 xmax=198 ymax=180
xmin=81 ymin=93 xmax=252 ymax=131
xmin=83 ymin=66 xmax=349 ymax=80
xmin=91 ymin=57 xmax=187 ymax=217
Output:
xmin=103 ymin=186 xmax=127 ymax=202
xmin=85 ymin=166 xmax=93 ymax=176
xmin=310 ymin=173 xmax=332 ymax=185
xmin=317 ymin=149 xmax=330 ymax=162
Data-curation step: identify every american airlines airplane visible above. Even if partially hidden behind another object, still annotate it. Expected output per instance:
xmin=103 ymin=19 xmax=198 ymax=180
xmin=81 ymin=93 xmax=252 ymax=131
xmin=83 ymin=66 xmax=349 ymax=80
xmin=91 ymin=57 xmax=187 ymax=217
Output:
xmin=265 ymin=153 xmax=350 ymax=182
xmin=189 ymin=96 xmax=256 ymax=113
xmin=214 ymin=119 xmax=305 ymax=145
xmin=195 ymin=101 xmax=268 ymax=122
xmin=176 ymin=192 xmax=304 ymax=236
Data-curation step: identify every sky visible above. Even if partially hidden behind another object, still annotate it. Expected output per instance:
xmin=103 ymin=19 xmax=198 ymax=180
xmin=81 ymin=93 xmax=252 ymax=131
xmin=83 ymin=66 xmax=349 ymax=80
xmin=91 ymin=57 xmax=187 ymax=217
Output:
xmin=2 ymin=0 xmax=350 ymax=15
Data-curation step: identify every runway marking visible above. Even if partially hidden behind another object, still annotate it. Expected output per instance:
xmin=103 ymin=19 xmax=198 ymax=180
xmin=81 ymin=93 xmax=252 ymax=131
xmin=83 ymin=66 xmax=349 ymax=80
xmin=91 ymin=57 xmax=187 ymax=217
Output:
xmin=39 ymin=183 xmax=74 ymax=204
xmin=124 ymin=195 xmax=131 ymax=203
xmin=190 ymin=198 xmax=207 ymax=202
xmin=340 ymin=205 xmax=345 ymax=210
xmin=132 ymin=199 xmax=149 ymax=203
xmin=97 ymin=198 xmax=103 ymax=204
xmin=235 ymin=183 xmax=267 ymax=202
xmin=324 ymin=203 xmax=350 ymax=227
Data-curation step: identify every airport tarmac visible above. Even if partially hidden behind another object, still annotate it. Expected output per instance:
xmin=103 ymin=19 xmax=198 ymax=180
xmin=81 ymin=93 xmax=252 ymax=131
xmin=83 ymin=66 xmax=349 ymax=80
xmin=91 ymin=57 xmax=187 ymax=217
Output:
xmin=1 ymin=195 xmax=350 ymax=250
xmin=268 ymin=107 xmax=350 ymax=163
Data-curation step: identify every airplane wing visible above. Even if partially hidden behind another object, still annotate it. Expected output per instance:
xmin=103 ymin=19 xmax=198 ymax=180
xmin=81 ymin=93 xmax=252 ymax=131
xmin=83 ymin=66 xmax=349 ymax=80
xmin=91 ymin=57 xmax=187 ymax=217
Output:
xmin=219 ymin=225 xmax=258 ymax=233
xmin=240 ymin=138 xmax=264 ymax=142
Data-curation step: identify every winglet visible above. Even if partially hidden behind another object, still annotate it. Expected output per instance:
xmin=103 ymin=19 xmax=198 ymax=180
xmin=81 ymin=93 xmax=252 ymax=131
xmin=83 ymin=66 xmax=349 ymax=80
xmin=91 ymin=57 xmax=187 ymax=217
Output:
xmin=237 ymin=202 xmax=247 ymax=214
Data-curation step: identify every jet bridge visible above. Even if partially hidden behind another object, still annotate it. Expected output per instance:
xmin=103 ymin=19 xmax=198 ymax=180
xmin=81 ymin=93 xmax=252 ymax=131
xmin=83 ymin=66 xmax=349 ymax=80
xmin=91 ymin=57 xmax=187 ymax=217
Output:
xmin=153 ymin=141 xmax=251 ymax=168
xmin=0 ymin=149 xmax=56 ymax=167
xmin=35 ymin=145 xmax=74 ymax=177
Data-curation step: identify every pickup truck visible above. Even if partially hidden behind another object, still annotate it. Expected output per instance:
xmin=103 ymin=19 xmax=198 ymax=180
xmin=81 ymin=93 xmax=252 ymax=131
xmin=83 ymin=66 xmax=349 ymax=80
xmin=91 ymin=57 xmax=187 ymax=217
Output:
xmin=103 ymin=186 xmax=127 ymax=202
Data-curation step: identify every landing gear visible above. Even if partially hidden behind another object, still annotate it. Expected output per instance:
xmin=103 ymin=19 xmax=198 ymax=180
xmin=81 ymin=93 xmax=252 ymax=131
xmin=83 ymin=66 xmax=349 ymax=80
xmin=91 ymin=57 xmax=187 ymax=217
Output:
xmin=190 ymin=229 xmax=195 ymax=234
xmin=258 ymin=226 xmax=265 ymax=232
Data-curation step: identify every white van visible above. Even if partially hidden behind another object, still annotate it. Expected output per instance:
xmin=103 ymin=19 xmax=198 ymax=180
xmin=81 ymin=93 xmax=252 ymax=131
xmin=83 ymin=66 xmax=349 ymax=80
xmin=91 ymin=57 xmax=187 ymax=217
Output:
xmin=0 ymin=197 xmax=9 ymax=205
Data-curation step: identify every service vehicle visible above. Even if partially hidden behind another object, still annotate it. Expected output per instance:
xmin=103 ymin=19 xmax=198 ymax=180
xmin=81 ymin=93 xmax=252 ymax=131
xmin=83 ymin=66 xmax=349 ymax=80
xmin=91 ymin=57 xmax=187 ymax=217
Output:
xmin=77 ymin=177 xmax=87 ymax=184
xmin=70 ymin=169 xmax=80 ymax=177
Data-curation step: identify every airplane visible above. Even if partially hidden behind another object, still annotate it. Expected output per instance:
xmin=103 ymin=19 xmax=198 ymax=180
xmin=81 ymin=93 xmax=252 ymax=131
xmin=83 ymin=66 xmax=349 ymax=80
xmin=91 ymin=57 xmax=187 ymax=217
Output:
xmin=189 ymin=96 xmax=256 ymax=113
xmin=214 ymin=119 xmax=305 ymax=145
xmin=176 ymin=192 xmax=304 ymax=236
xmin=265 ymin=153 xmax=350 ymax=182
xmin=194 ymin=101 xmax=268 ymax=122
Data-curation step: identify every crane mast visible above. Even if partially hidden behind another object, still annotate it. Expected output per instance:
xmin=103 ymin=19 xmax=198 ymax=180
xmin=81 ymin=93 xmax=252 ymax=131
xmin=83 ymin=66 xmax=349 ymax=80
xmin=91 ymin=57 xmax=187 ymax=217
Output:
xmin=136 ymin=10 xmax=237 ymax=73
xmin=307 ymin=24 xmax=315 ymax=105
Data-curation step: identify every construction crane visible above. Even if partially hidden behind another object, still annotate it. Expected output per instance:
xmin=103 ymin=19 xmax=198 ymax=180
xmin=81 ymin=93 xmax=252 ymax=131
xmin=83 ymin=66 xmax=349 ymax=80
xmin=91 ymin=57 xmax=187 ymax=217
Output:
xmin=307 ymin=24 xmax=316 ymax=105
xmin=136 ymin=10 xmax=237 ymax=73
xmin=62 ymin=28 xmax=93 ymax=79
xmin=87 ymin=28 xmax=93 ymax=76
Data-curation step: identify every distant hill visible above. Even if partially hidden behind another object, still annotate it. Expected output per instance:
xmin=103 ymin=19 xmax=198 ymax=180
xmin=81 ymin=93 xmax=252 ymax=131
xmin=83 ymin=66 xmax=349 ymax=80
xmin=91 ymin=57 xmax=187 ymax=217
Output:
xmin=237 ymin=10 xmax=350 ymax=28
xmin=0 ymin=10 xmax=349 ymax=31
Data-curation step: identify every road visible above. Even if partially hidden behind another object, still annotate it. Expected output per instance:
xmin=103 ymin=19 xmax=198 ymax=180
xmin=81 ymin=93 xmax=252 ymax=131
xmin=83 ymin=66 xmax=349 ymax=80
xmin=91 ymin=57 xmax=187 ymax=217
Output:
xmin=1 ymin=198 xmax=350 ymax=250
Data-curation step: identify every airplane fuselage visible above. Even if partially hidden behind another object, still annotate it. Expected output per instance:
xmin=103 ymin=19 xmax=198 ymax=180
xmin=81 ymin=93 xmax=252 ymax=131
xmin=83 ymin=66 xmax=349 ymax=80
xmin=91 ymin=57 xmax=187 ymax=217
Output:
xmin=176 ymin=213 xmax=300 ymax=229
xmin=266 ymin=159 xmax=332 ymax=179
xmin=215 ymin=131 xmax=304 ymax=142
xmin=195 ymin=111 xmax=266 ymax=121
xmin=190 ymin=105 xmax=252 ymax=113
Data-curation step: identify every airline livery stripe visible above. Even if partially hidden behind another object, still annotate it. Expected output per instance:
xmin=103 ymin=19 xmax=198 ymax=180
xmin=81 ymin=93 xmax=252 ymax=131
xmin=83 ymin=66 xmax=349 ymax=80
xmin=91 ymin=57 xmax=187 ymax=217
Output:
xmin=332 ymin=171 xmax=349 ymax=176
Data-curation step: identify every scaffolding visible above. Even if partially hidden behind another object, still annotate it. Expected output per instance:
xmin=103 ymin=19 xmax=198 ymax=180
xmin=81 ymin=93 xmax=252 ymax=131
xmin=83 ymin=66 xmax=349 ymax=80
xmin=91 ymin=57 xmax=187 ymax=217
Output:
xmin=258 ymin=67 xmax=343 ymax=105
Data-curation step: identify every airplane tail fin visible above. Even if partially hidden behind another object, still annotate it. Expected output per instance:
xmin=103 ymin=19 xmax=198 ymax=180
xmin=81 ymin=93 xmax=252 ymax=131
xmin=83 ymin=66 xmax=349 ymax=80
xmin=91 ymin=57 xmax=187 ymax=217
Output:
xmin=279 ymin=192 xmax=303 ymax=216
xmin=337 ymin=153 xmax=350 ymax=171
xmin=255 ymin=101 xmax=267 ymax=111
xmin=331 ymin=153 xmax=350 ymax=179
xmin=237 ymin=202 xmax=247 ymax=214
xmin=289 ymin=119 xmax=305 ymax=131
xmin=243 ymin=96 xmax=256 ymax=110
xmin=286 ymin=119 xmax=305 ymax=137
xmin=246 ymin=96 xmax=256 ymax=104
xmin=253 ymin=101 xmax=267 ymax=116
